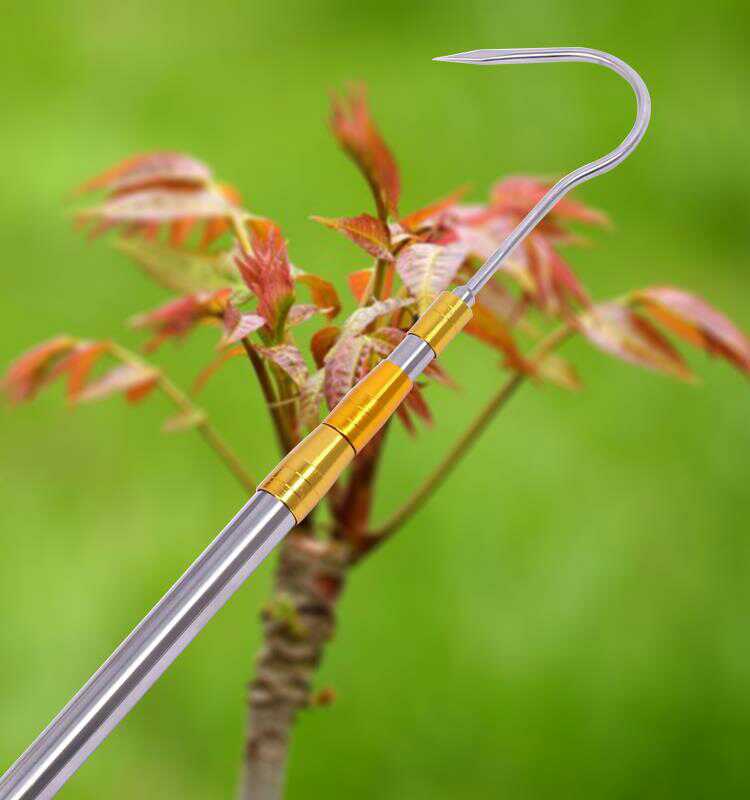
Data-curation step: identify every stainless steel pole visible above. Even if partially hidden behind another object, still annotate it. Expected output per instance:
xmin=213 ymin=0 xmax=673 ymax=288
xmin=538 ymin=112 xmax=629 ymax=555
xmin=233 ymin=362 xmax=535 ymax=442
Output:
xmin=0 ymin=492 xmax=295 ymax=800
xmin=0 ymin=46 xmax=651 ymax=799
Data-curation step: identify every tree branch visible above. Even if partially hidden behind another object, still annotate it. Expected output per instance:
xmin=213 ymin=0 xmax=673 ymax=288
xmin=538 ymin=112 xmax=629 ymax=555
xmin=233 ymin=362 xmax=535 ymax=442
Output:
xmin=359 ymin=325 xmax=573 ymax=554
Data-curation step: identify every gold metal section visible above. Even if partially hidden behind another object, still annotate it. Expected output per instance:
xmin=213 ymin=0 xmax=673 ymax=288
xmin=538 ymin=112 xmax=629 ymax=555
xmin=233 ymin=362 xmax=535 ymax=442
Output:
xmin=259 ymin=424 xmax=354 ymax=522
xmin=408 ymin=291 xmax=473 ymax=354
xmin=325 ymin=361 xmax=412 ymax=453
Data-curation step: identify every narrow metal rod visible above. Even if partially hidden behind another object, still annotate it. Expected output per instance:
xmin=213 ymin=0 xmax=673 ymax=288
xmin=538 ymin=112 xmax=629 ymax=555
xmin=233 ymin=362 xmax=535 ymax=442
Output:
xmin=0 ymin=492 xmax=296 ymax=800
xmin=435 ymin=48 xmax=651 ymax=298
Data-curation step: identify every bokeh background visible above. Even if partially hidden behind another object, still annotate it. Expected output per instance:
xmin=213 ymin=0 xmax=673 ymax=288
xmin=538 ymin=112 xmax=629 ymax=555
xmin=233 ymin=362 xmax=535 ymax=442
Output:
xmin=2 ymin=1 xmax=749 ymax=797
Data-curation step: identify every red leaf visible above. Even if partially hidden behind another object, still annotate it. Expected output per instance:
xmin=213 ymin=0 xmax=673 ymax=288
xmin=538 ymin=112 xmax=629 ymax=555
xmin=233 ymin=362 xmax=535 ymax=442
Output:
xmin=400 ymin=186 xmax=469 ymax=231
xmin=286 ymin=304 xmax=320 ymax=327
xmin=74 ymin=152 xmax=213 ymax=196
xmin=404 ymin=385 xmax=432 ymax=424
xmin=77 ymin=364 xmax=158 ymax=403
xmin=1 ymin=336 xmax=76 ymax=404
xmin=65 ymin=341 xmax=110 ymax=400
xmin=491 ymin=177 xmax=609 ymax=227
xmin=526 ymin=234 xmax=590 ymax=313
xmin=292 ymin=269 xmax=341 ymax=319
xmin=311 ymin=213 xmax=393 ymax=261
xmin=395 ymin=243 xmax=467 ymax=312
xmin=396 ymin=404 xmax=416 ymax=436
xmin=299 ymin=369 xmax=325 ymax=430
xmin=323 ymin=335 xmax=370 ymax=409
xmin=234 ymin=224 xmax=294 ymax=329
xmin=78 ymin=187 xmax=236 ymax=226
xmin=221 ymin=304 xmax=266 ymax=345
xmin=633 ymin=287 xmax=750 ymax=373
xmin=534 ymin=354 xmax=582 ymax=391
xmin=579 ymin=302 xmax=693 ymax=380
xmin=310 ymin=326 xmax=341 ymax=368
xmin=464 ymin=302 xmax=526 ymax=371
xmin=368 ymin=326 xmax=405 ymax=358
xmin=74 ymin=153 xmax=246 ymax=249
xmin=131 ymin=289 xmax=231 ymax=351
xmin=341 ymin=298 xmax=413 ymax=338
xmin=254 ymin=344 xmax=309 ymax=387
xmin=348 ymin=270 xmax=371 ymax=302
xmin=330 ymin=84 xmax=400 ymax=217
xmin=125 ymin=374 xmax=159 ymax=404
xmin=347 ymin=265 xmax=394 ymax=301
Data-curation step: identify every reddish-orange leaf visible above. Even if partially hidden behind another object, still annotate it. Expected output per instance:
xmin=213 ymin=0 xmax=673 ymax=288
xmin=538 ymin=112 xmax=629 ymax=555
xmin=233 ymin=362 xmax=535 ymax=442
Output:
xmin=74 ymin=152 xmax=213 ymax=196
xmin=311 ymin=213 xmax=393 ymax=261
xmin=633 ymin=287 xmax=750 ymax=373
xmin=323 ymin=335 xmax=370 ymax=409
xmin=79 ymin=187 xmax=236 ymax=227
xmin=528 ymin=233 xmax=590 ymax=312
xmin=491 ymin=177 xmax=609 ymax=227
xmin=292 ymin=269 xmax=341 ymax=319
xmin=341 ymin=298 xmax=413 ymax=338
xmin=169 ymin=217 xmax=196 ymax=248
xmin=234 ymin=224 xmax=295 ymax=328
xmin=396 ymin=404 xmax=416 ymax=436
xmin=310 ymin=326 xmax=341 ymax=368
xmin=330 ymin=85 xmax=400 ymax=217
xmin=125 ymin=374 xmax=159 ymax=404
xmin=347 ymin=265 xmax=394 ymax=301
xmin=254 ymin=344 xmax=309 ymax=387
xmin=200 ymin=217 xmax=231 ymax=248
xmin=579 ymin=302 xmax=693 ymax=380
xmin=65 ymin=341 xmax=110 ymax=400
xmin=348 ymin=270 xmax=370 ymax=301
xmin=395 ymin=243 xmax=467 ymax=312
xmin=286 ymin=304 xmax=320 ymax=327
xmin=404 ymin=385 xmax=432 ymax=424
xmin=131 ymin=289 xmax=231 ymax=351
xmin=464 ymin=302 xmax=527 ymax=371
xmin=534 ymin=354 xmax=582 ymax=391
xmin=77 ymin=364 xmax=158 ymax=403
xmin=1 ymin=336 xmax=76 ymax=404
xmin=400 ymin=186 xmax=469 ymax=231
xmin=299 ymin=369 xmax=325 ymax=430
xmin=193 ymin=346 xmax=244 ymax=393
xmin=221 ymin=304 xmax=266 ymax=346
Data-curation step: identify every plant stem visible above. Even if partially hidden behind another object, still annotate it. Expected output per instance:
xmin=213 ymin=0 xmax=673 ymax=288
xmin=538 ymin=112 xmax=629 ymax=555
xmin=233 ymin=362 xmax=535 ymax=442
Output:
xmin=361 ymin=325 xmax=573 ymax=552
xmin=241 ymin=340 xmax=295 ymax=454
xmin=110 ymin=343 xmax=256 ymax=492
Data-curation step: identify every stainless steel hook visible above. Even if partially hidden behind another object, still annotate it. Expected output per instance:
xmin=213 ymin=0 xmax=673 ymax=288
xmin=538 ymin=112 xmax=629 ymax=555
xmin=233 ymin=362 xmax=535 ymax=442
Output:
xmin=434 ymin=48 xmax=651 ymax=302
xmin=0 ymin=47 xmax=652 ymax=800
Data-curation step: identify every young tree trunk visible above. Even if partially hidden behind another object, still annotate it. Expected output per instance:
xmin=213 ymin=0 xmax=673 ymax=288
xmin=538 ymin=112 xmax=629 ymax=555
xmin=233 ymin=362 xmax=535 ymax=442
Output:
xmin=240 ymin=533 xmax=349 ymax=800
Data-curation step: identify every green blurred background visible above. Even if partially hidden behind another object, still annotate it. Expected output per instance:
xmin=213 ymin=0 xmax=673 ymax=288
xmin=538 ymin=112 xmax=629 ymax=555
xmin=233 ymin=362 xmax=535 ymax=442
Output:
xmin=1 ymin=1 xmax=749 ymax=797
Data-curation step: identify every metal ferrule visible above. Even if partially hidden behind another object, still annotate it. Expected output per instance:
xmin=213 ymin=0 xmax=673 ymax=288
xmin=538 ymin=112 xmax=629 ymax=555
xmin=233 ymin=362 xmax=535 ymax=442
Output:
xmin=324 ymin=361 xmax=412 ymax=452
xmin=408 ymin=291 xmax=473 ymax=354
xmin=258 ymin=424 xmax=354 ymax=522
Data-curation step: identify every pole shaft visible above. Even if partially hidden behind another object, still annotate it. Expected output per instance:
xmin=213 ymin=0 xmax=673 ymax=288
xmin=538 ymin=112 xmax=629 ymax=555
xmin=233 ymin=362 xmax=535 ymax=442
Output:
xmin=0 ymin=491 xmax=295 ymax=800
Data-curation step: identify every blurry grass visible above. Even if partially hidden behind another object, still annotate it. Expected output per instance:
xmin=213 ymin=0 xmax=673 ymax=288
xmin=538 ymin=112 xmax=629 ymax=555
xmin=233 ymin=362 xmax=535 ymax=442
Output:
xmin=1 ymin=1 xmax=749 ymax=798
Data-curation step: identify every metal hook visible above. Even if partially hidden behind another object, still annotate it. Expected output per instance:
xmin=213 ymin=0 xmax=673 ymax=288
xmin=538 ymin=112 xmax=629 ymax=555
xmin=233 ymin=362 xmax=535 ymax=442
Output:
xmin=434 ymin=48 xmax=651 ymax=302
